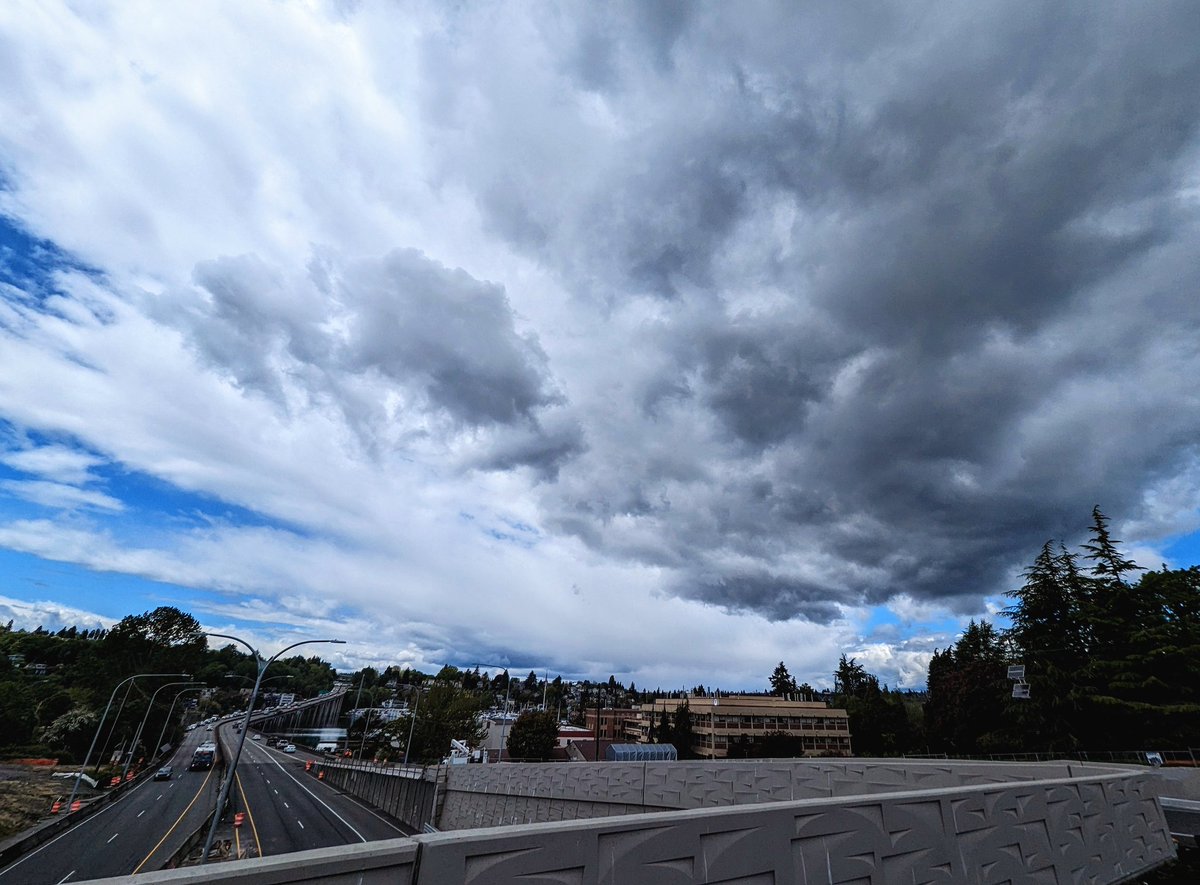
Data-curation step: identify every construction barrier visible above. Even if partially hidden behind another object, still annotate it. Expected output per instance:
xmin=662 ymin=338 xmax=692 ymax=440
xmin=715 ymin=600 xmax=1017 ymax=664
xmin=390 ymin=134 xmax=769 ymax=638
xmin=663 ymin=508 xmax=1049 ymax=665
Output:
xmin=50 ymin=800 xmax=61 ymax=815
xmin=233 ymin=812 xmax=245 ymax=829
xmin=69 ymin=800 xmax=82 ymax=812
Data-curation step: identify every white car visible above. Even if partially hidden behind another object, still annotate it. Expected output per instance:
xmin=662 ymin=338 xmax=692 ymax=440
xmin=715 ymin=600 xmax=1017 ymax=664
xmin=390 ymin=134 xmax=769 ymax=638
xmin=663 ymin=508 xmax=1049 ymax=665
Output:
xmin=283 ymin=743 xmax=296 ymax=753
xmin=251 ymin=734 xmax=261 ymax=741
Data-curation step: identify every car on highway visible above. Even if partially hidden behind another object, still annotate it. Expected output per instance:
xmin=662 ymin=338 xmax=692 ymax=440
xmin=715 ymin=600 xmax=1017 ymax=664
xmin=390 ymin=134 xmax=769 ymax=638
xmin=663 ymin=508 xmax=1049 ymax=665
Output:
xmin=154 ymin=766 xmax=173 ymax=780
xmin=251 ymin=734 xmax=261 ymax=741
xmin=283 ymin=743 xmax=296 ymax=753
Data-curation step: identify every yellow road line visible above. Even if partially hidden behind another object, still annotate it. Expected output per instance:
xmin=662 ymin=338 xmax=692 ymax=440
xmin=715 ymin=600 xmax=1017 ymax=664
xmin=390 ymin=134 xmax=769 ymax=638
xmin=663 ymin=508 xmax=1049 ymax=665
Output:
xmin=235 ymin=771 xmax=263 ymax=857
xmin=132 ymin=766 xmax=214 ymax=874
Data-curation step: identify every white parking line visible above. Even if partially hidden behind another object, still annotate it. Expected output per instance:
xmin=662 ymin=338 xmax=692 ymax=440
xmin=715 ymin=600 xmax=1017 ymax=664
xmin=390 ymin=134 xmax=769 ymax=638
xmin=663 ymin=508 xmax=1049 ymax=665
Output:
xmin=297 ymin=820 xmax=305 ymax=829
xmin=56 ymin=872 xmax=75 ymax=884
xmin=106 ymin=833 xmax=118 ymax=844
xmin=136 ymin=810 xmax=145 ymax=818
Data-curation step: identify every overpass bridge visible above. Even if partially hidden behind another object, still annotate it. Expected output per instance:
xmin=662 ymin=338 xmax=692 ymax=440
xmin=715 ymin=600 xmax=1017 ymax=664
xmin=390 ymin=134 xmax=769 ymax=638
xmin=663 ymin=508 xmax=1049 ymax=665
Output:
xmin=250 ymin=687 xmax=346 ymax=733
xmin=88 ymin=757 xmax=1176 ymax=884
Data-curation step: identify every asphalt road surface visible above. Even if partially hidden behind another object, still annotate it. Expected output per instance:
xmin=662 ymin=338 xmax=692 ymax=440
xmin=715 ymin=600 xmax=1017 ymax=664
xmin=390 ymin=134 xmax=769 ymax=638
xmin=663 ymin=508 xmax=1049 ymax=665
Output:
xmin=0 ymin=727 xmax=220 ymax=885
xmin=224 ymin=731 xmax=410 ymax=859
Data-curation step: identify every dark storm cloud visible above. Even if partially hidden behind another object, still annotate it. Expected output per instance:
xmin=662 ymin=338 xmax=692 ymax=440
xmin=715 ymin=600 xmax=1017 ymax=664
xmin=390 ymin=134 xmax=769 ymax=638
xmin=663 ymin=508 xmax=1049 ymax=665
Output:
xmin=458 ymin=2 xmax=1200 ymax=620
xmin=176 ymin=248 xmax=569 ymax=471
xmin=338 ymin=249 xmax=559 ymax=427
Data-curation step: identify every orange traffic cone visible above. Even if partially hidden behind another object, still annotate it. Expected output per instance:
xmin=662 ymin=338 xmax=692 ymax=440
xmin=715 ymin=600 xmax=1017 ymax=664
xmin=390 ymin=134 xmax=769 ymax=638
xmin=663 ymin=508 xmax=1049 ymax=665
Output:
xmin=233 ymin=812 xmax=245 ymax=828
xmin=317 ymin=771 xmax=324 ymax=780
xmin=125 ymin=771 xmax=134 ymax=781
xmin=70 ymin=799 xmax=82 ymax=812
xmin=110 ymin=776 xmax=120 ymax=787
xmin=304 ymin=761 xmax=312 ymax=771
xmin=50 ymin=799 xmax=62 ymax=814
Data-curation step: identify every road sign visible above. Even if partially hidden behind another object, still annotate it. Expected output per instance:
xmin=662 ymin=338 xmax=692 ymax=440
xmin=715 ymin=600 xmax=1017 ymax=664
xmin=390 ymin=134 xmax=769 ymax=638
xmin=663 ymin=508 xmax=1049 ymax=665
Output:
xmin=1007 ymin=665 xmax=1025 ymax=681
xmin=1012 ymin=683 xmax=1031 ymax=699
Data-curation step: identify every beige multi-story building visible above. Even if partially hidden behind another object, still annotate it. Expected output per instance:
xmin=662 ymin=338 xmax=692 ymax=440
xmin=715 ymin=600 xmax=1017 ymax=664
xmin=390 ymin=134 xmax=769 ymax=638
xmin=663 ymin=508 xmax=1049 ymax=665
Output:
xmin=584 ymin=707 xmax=639 ymax=742
xmin=626 ymin=695 xmax=852 ymax=758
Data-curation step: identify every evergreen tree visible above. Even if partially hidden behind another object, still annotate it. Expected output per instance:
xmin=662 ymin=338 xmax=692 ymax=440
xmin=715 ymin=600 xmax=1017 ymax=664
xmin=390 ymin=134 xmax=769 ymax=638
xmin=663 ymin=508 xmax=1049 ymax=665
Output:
xmin=769 ymin=662 xmax=796 ymax=697
xmin=670 ymin=702 xmax=697 ymax=758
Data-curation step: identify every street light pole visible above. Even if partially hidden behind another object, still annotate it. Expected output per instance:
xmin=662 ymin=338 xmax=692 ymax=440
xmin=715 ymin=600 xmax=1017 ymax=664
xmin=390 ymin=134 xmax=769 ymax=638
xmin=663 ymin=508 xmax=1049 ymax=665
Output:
xmin=199 ymin=633 xmax=344 ymax=864
xmin=402 ymin=687 xmax=423 ymax=765
xmin=67 ymin=672 xmax=190 ymax=809
xmin=122 ymin=681 xmax=202 ymax=782
xmin=151 ymin=686 xmax=203 ymax=764
xmin=498 ymin=676 xmax=512 ymax=762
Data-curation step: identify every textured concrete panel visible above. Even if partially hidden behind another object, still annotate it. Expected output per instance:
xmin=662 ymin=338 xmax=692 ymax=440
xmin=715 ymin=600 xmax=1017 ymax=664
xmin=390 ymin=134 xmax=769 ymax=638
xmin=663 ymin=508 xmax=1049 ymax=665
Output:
xmin=419 ymin=772 xmax=1173 ymax=885
xmin=439 ymin=758 xmax=1097 ymax=831
xmin=91 ymin=768 xmax=1172 ymax=885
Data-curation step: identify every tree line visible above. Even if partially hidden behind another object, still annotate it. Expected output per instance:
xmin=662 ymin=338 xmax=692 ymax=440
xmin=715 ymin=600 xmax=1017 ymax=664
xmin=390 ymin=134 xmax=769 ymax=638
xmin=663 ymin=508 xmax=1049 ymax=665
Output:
xmin=5 ymin=508 xmax=1194 ymax=767
xmin=764 ymin=508 xmax=1200 ymax=758
xmin=0 ymin=606 xmax=335 ymax=762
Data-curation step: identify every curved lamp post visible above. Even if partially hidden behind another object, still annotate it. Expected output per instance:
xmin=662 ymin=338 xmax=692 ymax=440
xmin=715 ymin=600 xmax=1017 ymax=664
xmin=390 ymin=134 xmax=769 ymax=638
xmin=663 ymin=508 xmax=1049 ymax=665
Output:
xmin=200 ymin=633 xmax=344 ymax=863
xmin=67 ymin=672 xmax=190 ymax=808
xmin=151 ymin=686 xmax=204 ymax=764
xmin=121 ymin=681 xmax=203 ymax=781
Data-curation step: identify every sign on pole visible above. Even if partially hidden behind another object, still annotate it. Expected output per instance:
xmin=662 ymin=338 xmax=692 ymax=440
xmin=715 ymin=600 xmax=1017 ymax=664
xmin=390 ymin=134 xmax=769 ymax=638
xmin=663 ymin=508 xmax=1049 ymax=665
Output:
xmin=1007 ymin=665 xmax=1025 ymax=682
xmin=1012 ymin=683 xmax=1031 ymax=699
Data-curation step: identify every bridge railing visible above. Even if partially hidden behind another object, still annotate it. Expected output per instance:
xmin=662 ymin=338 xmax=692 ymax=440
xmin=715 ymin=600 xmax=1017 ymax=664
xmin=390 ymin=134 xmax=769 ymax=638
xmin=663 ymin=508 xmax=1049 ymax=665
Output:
xmin=85 ymin=764 xmax=1174 ymax=885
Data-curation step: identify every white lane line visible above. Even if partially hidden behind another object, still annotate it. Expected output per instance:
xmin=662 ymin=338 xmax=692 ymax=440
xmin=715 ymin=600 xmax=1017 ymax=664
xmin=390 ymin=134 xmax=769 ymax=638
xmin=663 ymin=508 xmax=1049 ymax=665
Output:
xmin=136 ymin=810 xmax=145 ymax=818
xmin=106 ymin=833 xmax=119 ymax=844
xmin=296 ymin=820 xmax=305 ymax=829
xmin=155 ymin=794 xmax=162 ymax=801
xmin=252 ymin=746 xmax=366 ymax=842
xmin=56 ymin=873 xmax=75 ymax=884
xmin=273 ymin=789 xmax=278 ymax=795
xmin=283 ymin=801 xmax=289 ymax=809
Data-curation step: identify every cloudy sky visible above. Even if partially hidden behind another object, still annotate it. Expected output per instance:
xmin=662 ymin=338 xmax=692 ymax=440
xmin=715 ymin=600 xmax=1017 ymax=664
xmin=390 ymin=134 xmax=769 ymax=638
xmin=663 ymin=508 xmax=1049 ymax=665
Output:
xmin=1 ymin=2 xmax=1198 ymax=691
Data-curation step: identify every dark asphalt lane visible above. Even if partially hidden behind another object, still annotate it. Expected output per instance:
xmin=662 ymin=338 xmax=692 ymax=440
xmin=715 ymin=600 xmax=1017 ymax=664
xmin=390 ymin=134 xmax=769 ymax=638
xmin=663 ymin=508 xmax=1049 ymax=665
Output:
xmin=228 ymin=733 xmax=409 ymax=859
xmin=0 ymin=727 xmax=220 ymax=884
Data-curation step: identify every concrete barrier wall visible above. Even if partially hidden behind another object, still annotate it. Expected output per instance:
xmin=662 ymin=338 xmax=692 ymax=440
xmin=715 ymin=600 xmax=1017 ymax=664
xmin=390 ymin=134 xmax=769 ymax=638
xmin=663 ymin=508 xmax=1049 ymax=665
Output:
xmin=314 ymin=761 xmax=438 ymax=832
xmin=86 ymin=767 xmax=1175 ymax=885
xmin=437 ymin=757 xmax=1106 ymax=830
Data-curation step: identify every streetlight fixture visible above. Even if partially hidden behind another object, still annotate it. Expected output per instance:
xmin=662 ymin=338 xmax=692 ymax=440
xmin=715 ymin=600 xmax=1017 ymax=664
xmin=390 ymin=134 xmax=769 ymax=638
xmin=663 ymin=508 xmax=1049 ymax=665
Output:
xmin=122 ymin=681 xmax=203 ymax=781
xmin=199 ymin=633 xmax=344 ymax=864
xmin=67 ymin=672 xmax=190 ymax=809
xmin=151 ymin=686 xmax=204 ymax=764
xmin=402 ymin=685 xmax=428 ymax=766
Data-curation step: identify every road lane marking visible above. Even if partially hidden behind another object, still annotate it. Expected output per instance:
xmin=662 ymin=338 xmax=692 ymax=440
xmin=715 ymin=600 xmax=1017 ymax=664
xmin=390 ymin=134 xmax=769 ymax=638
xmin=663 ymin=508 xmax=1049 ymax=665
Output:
xmin=234 ymin=773 xmax=263 ymax=858
xmin=132 ymin=766 xmax=215 ymax=874
xmin=0 ymin=739 xmax=211 ymax=879
xmin=106 ymin=833 xmax=118 ymax=843
xmin=249 ymin=745 xmax=366 ymax=841
xmin=136 ymin=810 xmax=145 ymax=818
xmin=155 ymin=794 xmax=162 ymax=800
xmin=57 ymin=872 xmax=74 ymax=883
xmin=273 ymin=788 xmax=278 ymax=795
xmin=297 ymin=820 xmax=304 ymax=829
xmin=283 ymin=801 xmax=289 ymax=808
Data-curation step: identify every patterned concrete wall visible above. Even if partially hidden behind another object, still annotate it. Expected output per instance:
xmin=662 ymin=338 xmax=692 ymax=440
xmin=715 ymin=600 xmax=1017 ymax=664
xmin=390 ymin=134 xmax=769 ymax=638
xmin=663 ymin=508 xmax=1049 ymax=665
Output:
xmin=438 ymin=758 xmax=1096 ymax=830
xmin=419 ymin=771 xmax=1174 ymax=884
xmin=315 ymin=762 xmax=438 ymax=832
xmin=105 ymin=767 xmax=1173 ymax=885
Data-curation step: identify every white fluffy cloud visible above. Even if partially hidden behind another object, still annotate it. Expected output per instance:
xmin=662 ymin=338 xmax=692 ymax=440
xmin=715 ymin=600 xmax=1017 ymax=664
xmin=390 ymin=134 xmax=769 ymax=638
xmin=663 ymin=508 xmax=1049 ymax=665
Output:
xmin=0 ymin=2 xmax=1198 ymax=690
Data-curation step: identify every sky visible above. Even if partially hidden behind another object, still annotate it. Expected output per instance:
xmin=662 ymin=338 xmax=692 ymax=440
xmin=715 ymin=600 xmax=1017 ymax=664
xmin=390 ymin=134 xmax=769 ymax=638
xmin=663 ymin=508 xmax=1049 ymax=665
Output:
xmin=1 ymin=1 xmax=1199 ymax=692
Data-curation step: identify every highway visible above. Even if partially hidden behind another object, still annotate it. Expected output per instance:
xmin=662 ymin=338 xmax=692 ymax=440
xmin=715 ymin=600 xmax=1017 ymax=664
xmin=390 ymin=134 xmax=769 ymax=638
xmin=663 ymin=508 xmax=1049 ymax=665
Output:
xmin=224 ymin=732 xmax=410 ymax=859
xmin=0 ymin=709 xmax=412 ymax=884
xmin=0 ymin=726 xmax=220 ymax=885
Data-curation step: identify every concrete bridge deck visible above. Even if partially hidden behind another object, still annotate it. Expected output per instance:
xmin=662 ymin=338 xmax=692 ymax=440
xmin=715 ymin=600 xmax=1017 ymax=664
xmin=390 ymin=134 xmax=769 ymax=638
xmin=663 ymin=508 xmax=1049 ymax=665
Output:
xmin=85 ymin=757 xmax=1174 ymax=884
